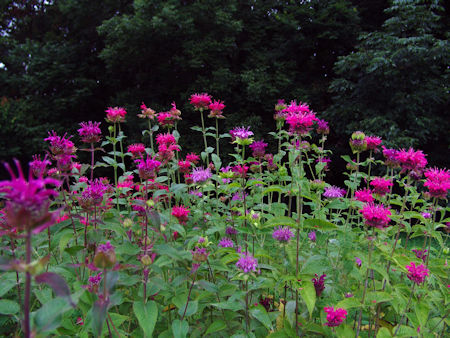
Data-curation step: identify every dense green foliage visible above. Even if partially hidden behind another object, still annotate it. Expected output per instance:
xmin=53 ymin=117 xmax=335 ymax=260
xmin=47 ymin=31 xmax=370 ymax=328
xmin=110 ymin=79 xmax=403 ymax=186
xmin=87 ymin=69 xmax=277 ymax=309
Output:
xmin=0 ymin=0 xmax=448 ymax=170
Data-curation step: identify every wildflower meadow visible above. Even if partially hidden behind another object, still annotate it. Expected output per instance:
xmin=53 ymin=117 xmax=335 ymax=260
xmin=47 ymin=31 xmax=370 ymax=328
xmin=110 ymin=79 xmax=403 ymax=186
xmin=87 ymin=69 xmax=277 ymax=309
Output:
xmin=0 ymin=94 xmax=448 ymax=337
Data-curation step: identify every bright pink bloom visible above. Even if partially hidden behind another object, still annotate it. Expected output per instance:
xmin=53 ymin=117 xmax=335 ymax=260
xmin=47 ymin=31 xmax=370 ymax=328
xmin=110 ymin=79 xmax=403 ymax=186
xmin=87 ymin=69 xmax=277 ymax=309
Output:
xmin=135 ymin=156 xmax=161 ymax=180
xmin=186 ymin=153 xmax=200 ymax=164
xmin=370 ymin=177 xmax=393 ymax=196
xmin=405 ymin=262 xmax=429 ymax=285
xmin=177 ymin=160 xmax=191 ymax=174
xmin=312 ymin=274 xmax=326 ymax=297
xmin=249 ymin=140 xmax=268 ymax=159
xmin=105 ymin=107 xmax=127 ymax=123
xmin=156 ymin=133 xmax=177 ymax=146
xmin=56 ymin=214 xmax=70 ymax=223
xmin=424 ymin=167 xmax=450 ymax=199
xmin=45 ymin=131 xmax=75 ymax=156
xmin=236 ymin=254 xmax=258 ymax=273
xmin=78 ymin=121 xmax=102 ymax=143
xmin=396 ymin=148 xmax=427 ymax=171
xmin=169 ymin=102 xmax=182 ymax=120
xmin=190 ymin=93 xmax=212 ymax=109
xmin=127 ymin=143 xmax=146 ymax=158
xmin=285 ymin=111 xmax=318 ymax=136
xmin=172 ymin=206 xmax=190 ymax=225
xmin=355 ymin=188 xmax=374 ymax=203
xmin=208 ymin=100 xmax=225 ymax=118
xmin=283 ymin=100 xmax=310 ymax=114
xmin=323 ymin=307 xmax=347 ymax=327
xmin=365 ymin=136 xmax=382 ymax=151
xmin=0 ymin=160 xmax=60 ymax=234
xmin=156 ymin=112 xmax=176 ymax=127
xmin=359 ymin=203 xmax=391 ymax=229
xmin=156 ymin=133 xmax=180 ymax=163
xmin=29 ymin=155 xmax=51 ymax=178
xmin=232 ymin=164 xmax=249 ymax=178
xmin=138 ymin=103 xmax=156 ymax=119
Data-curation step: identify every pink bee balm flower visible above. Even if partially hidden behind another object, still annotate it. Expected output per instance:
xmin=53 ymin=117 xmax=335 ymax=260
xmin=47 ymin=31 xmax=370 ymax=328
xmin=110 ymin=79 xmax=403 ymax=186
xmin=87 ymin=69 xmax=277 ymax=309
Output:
xmin=382 ymin=146 xmax=400 ymax=168
xmin=177 ymin=160 xmax=191 ymax=174
xmin=283 ymin=100 xmax=310 ymax=114
xmin=355 ymin=188 xmax=374 ymax=203
xmin=78 ymin=121 xmax=102 ymax=143
xmin=365 ymin=136 xmax=382 ymax=151
xmin=424 ymin=167 xmax=450 ymax=199
xmin=316 ymin=119 xmax=329 ymax=135
xmin=229 ymin=126 xmax=254 ymax=141
xmin=208 ymin=100 xmax=225 ymax=118
xmin=308 ymin=231 xmax=316 ymax=242
xmin=323 ymin=185 xmax=346 ymax=199
xmin=192 ymin=167 xmax=212 ymax=183
xmin=405 ymin=262 xmax=429 ymax=285
xmin=285 ymin=111 xmax=318 ymax=136
xmin=0 ymin=160 xmax=60 ymax=234
xmin=249 ymin=140 xmax=268 ymax=159
xmin=412 ymin=249 xmax=428 ymax=262
xmin=172 ymin=205 xmax=190 ymax=225
xmin=236 ymin=253 xmax=258 ymax=273
xmin=45 ymin=131 xmax=75 ymax=156
xmin=312 ymin=274 xmax=326 ymax=297
xmin=186 ymin=153 xmax=200 ymax=164
xmin=323 ymin=307 xmax=347 ymax=327
xmin=105 ymin=106 xmax=127 ymax=123
xmin=359 ymin=203 xmax=391 ymax=229
xmin=190 ymin=93 xmax=212 ymax=109
xmin=78 ymin=179 xmax=109 ymax=209
xmin=135 ymin=156 xmax=161 ymax=180
xmin=29 ymin=154 xmax=51 ymax=178
xmin=370 ymin=177 xmax=393 ymax=196
xmin=396 ymin=148 xmax=427 ymax=172
xmin=218 ymin=237 xmax=234 ymax=248
xmin=127 ymin=143 xmax=146 ymax=158
xmin=272 ymin=226 xmax=294 ymax=243
xmin=138 ymin=103 xmax=156 ymax=119
xmin=156 ymin=133 xmax=177 ymax=147
xmin=156 ymin=112 xmax=176 ymax=127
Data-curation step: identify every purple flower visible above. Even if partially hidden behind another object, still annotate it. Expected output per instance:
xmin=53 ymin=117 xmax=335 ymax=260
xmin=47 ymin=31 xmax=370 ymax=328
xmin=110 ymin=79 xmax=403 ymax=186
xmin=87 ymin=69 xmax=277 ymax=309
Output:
xmin=323 ymin=186 xmax=346 ymax=199
xmin=412 ymin=249 xmax=428 ymax=262
xmin=272 ymin=226 xmax=294 ymax=243
xmin=44 ymin=131 xmax=75 ymax=156
xmin=218 ymin=237 xmax=234 ymax=248
xmin=29 ymin=154 xmax=51 ymax=178
xmin=308 ymin=231 xmax=316 ymax=242
xmin=189 ymin=190 xmax=203 ymax=197
xmin=83 ymin=272 xmax=103 ymax=293
xmin=236 ymin=253 xmax=258 ymax=273
xmin=316 ymin=119 xmax=329 ymax=135
xmin=421 ymin=212 xmax=431 ymax=219
xmin=355 ymin=257 xmax=362 ymax=267
xmin=79 ymin=179 xmax=108 ymax=209
xmin=0 ymin=160 xmax=60 ymax=234
xmin=192 ymin=167 xmax=212 ymax=183
xmin=232 ymin=191 xmax=248 ymax=201
xmin=249 ymin=140 xmax=268 ymax=158
xmin=226 ymin=227 xmax=237 ymax=235
xmin=229 ymin=126 xmax=253 ymax=141
xmin=312 ymin=274 xmax=326 ymax=297
xmin=78 ymin=121 xmax=102 ymax=143
xmin=97 ymin=241 xmax=114 ymax=253
xmin=135 ymin=156 xmax=161 ymax=180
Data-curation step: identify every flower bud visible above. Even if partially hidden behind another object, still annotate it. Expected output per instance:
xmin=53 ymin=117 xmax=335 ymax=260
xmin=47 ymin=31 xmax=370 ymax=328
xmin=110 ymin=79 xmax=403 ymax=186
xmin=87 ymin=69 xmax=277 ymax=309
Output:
xmin=349 ymin=131 xmax=367 ymax=154
xmin=141 ymin=254 xmax=152 ymax=266
xmin=93 ymin=241 xmax=116 ymax=269
xmin=123 ymin=218 xmax=133 ymax=228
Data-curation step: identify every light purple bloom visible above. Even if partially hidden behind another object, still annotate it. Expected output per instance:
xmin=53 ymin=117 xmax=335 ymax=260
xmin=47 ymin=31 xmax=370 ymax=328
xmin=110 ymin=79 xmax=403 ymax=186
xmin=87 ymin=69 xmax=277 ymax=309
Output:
xmin=272 ymin=226 xmax=294 ymax=243
xmin=249 ymin=140 xmax=268 ymax=158
xmin=189 ymin=190 xmax=203 ymax=197
xmin=218 ymin=237 xmax=234 ymax=248
xmin=308 ymin=231 xmax=316 ymax=242
xmin=232 ymin=191 xmax=248 ymax=201
xmin=226 ymin=227 xmax=237 ymax=235
xmin=323 ymin=186 xmax=346 ymax=199
xmin=355 ymin=257 xmax=362 ymax=267
xmin=192 ymin=167 xmax=212 ymax=183
xmin=230 ymin=126 xmax=253 ymax=141
xmin=421 ymin=212 xmax=431 ymax=219
xmin=236 ymin=253 xmax=258 ymax=273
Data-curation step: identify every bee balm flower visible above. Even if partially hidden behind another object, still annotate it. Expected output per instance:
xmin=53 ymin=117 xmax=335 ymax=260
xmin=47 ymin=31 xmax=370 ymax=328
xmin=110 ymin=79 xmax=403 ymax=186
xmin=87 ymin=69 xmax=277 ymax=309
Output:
xmin=405 ymin=262 xmax=429 ymax=285
xmin=323 ymin=307 xmax=347 ymax=327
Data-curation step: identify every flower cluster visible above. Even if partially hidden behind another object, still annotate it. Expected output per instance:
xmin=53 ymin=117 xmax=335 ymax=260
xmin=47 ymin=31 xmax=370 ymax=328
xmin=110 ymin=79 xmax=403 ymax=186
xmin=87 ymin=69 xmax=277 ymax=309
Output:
xmin=365 ymin=135 xmax=382 ymax=151
xmin=79 ymin=179 xmax=109 ymax=209
xmin=78 ymin=121 xmax=102 ymax=144
xmin=236 ymin=253 xmax=258 ymax=273
xmin=323 ymin=307 xmax=347 ymax=327
xmin=249 ymin=140 xmax=268 ymax=159
xmin=218 ymin=237 xmax=234 ymax=248
xmin=208 ymin=100 xmax=225 ymax=118
xmin=190 ymin=93 xmax=212 ymax=109
xmin=138 ymin=103 xmax=156 ymax=119
xmin=424 ymin=167 xmax=450 ymax=199
xmin=312 ymin=274 xmax=326 ymax=297
xmin=359 ymin=203 xmax=391 ymax=229
xmin=370 ymin=177 xmax=393 ymax=196
xmin=285 ymin=111 xmax=317 ymax=136
xmin=354 ymin=188 xmax=374 ymax=203
xmin=128 ymin=143 xmax=146 ymax=158
xmin=105 ymin=106 xmax=127 ymax=123
xmin=405 ymin=262 xmax=429 ymax=285
xmin=135 ymin=156 xmax=161 ymax=180
xmin=171 ymin=206 xmax=190 ymax=225
xmin=323 ymin=185 xmax=346 ymax=199
xmin=396 ymin=148 xmax=427 ymax=172
xmin=192 ymin=167 xmax=212 ymax=183
xmin=272 ymin=226 xmax=294 ymax=243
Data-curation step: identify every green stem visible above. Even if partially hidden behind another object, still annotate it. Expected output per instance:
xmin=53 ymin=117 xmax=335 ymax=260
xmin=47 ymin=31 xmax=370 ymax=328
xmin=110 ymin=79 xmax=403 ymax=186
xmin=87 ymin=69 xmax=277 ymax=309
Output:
xmin=215 ymin=118 xmax=220 ymax=158
xmin=148 ymin=120 xmax=154 ymax=154
xmin=393 ymin=283 xmax=415 ymax=336
xmin=200 ymin=110 xmax=209 ymax=164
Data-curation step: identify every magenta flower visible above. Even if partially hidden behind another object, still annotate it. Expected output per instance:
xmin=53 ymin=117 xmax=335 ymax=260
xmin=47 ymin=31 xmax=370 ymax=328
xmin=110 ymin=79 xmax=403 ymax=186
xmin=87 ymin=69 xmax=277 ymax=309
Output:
xmin=79 ymin=179 xmax=109 ymax=209
xmin=226 ymin=227 xmax=237 ymax=235
xmin=283 ymin=100 xmax=310 ymax=114
xmin=370 ymin=177 xmax=393 ymax=196
xmin=186 ymin=153 xmax=200 ymax=164
xmin=45 ymin=131 xmax=75 ymax=156
xmin=424 ymin=167 xmax=450 ymax=199
xmin=127 ymin=143 xmax=146 ymax=158
xmin=285 ymin=111 xmax=318 ymax=136
xmin=177 ymin=160 xmax=191 ymax=174
xmin=323 ymin=307 xmax=347 ymax=327
xmin=94 ymin=241 xmax=116 ymax=268
xmin=208 ymin=100 xmax=225 ymax=118
xmin=156 ymin=112 xmax=176 ymax=127
xmin=171 ymin=206 xmax=190 ymax=225
xmin=191 ymin=246 xmax=209 ymax=263
xmin=354 ymin=188 xmax=374 ymax=203
xmin=135 ymin=155 xmax=161 ymax=180
xmin=359 ymin=203 xmax=391 ymax=229
xmin=355 ymin=257 xmax=362 ymax=267
xmin=78 ymin=121 xmax=102 ymax=143
xmin=83 ymin=272 xmax=103 ymax=293
xmin=232 ymin=191 xmax=248 ymax=201
xmin=312 ymin=274 xmax=326 ymax=297
xmin=218 ymin=237 xmax=234 ymax=248
xmin=316 ymin=119 xmax=329 ymax=135
xmin=272 ymin=226 xmax=294 ymax=243
xmin=365 ymin=136 xmax=382 ymax=151
xmin=405 ymin=262 xmax=429 ymax=285
xmin=236 ymin=253 xmax=258 ymax=273
xmin=190 ymin=93 xmax=212 ymax=109
xmin=249 ymin=140 xmax=268 ymax=159
xmin=308 ymin=231 xmax=316 ymax=242
xmin=192 ymin=167 xmax=212 ymax=183
xmin=0 ymin=160 xmax=60 ymax=234
xmin=105 ymin=106 xmax=127 ymax=123
xmin=29 ymin=155 xmax=51 ymax=178
xmin=138 ymin=103 xmax=156 ymax=120
xmin=382 ymin=146 xmax=400 ymax=168
xmin=316 ymin=157 xmax=331 ymax=171
xmin=396 ymin=148 xmax=427 ymax=172
xmin=412 ymin=249 xmax=428 ymax=263
xmin=229 ymin=126 xmax=254 ymax=141
xmin=323 ymin=186 xmax=346 ymax=199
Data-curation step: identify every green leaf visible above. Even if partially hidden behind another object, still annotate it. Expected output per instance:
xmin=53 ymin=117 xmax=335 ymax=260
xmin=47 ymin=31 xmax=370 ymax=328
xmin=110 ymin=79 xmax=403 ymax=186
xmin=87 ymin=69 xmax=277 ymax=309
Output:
xmin=205 ymin=320 xmax=226 ymax=335
xmin=58 ymin=230 xmax=74 ymax=258
xmin=262 ymin=185 xmax=284 ymax=195
xmin=303 ymin=219 xmax=339 ymax=231
xmin=133 ymin=300 xmax=158 ymax=338
xmin=415 ymin=302 xmax=429 ymax=329
xmin=299 ymin=280 xmax=316 ymax=318
xmin=102 ymin=156 xmax=116 ymax=165
xmin=35 ymin=297 xmax=73 ymax=332
xmin=250 ymin=304 xmax=273 ymax=330
xmin=211 ymin=153 xmax=222 ymax=170
xmin=172 ymin=319 xmax=189 ymax=338
xmin=376 ymin=327 xmax=392 ymax=337
xmin=177 ymin=300 xmax=198 ymax=317
xmin=0 ymin=273 xmax=16 ymax=297
xmin=0 ymin=299 xmax=19 ymax=314
xmin=336 ymin=297 xmax=362 ymax=310
xmin=264 ymin=216 xmax=297 ymax=228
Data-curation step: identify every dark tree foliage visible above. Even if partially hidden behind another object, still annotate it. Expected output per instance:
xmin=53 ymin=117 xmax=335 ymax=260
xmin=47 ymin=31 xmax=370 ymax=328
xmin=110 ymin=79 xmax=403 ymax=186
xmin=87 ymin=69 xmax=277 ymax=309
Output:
xmin=327 ymin=0 xmax=449 ymax=167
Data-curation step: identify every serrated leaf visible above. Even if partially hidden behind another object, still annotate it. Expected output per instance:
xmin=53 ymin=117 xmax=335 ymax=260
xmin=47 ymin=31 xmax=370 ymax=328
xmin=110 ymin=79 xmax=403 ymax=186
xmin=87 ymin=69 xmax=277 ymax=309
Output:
xmin=264 ymin=216 xmax=297 ymax=228
xmin=303 ymin=219 xmax=339 ymax=231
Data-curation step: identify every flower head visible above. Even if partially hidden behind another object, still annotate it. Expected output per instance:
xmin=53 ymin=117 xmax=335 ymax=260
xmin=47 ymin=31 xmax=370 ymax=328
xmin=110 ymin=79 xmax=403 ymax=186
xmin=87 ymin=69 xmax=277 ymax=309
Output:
xmin=412 ymin=249 xmax=428 ymax=263
xmin=249 ymin=140 xmax=268 ymax=159
xmin=138 ymin=103 xmax=156 ymax=119
xmin=226 ymin=226 xmax=237 ymax=235
xmin=135 ymin=156 xmax=161 ymax=180
xmin=230 ymin=126 xmax=254 ymax=142
xmin=355 ymin=188 xmax=374 ymax=203
xmin=312 ymin=274 xmax=326 ymax=297
xmin=192 ymin=167 xmax=212 ymax=183
xmin=424 ymin=167 xmax=450 ymax=199
xmin=186 ymin=153 xmax=200 ymax=165
xmin=316 ymin=119 xmax=329 ymax=135
xmin=190 ymin=93 xmax=212 ymax=109
xmin=208 ymin=100 xmax=225 ymax=118
xmin=218 ymin=237 xmax=234 ymax=248
xmin=349 ymin=131 xmax=367 ymax=154
xmin=323 ymin=186 xmax=346 ymax=199
xmin=370 ymin=177 xmax=393 ymax=196
xmin=127 ymin=143 xmax=146 ymax=158
xmin=171 ymin=206 xmax=190 ymax=225
xmin=79 ymin=179 xmax=108 ymax=209
xmin=29 ymin=155 xmax=51 ymax=178
xmin=0 ymin=160 xmax=60 ymax=234
xmin=105 ymin=107 xmax=127 ymax=123
xmin=323 ymin=307 xmax=347 ymax=327
xmin=78 ymin=121 xmax=102 ymax=143
xmin=359 ymin=203 xmax=391 ymax=229
xmin=94 ymin=241 xmax=116 ymax=269
xmin=382 ymin=146 xmax=400 ymax=168
xmin=236 ymin=253 xmax=258 ymax=273
xmin=355 ymin=257 xmax=362 ymax=267
xmin=396 ymin=148 xmax=427 ymax=172
xmin=272 ymin=226 xmax=294 ymax=243
xmin=285 ymin=111 xmax=317 ymax=136
xmin=308 ymin=231 xmax=316 ymax=242
xmin=365 ymin=136 xmax=382 ymax=151
xmin=45 ymin=131 xmax=75 ymax=156
xmin=405 ymin=262 xmax=429 ymax=285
